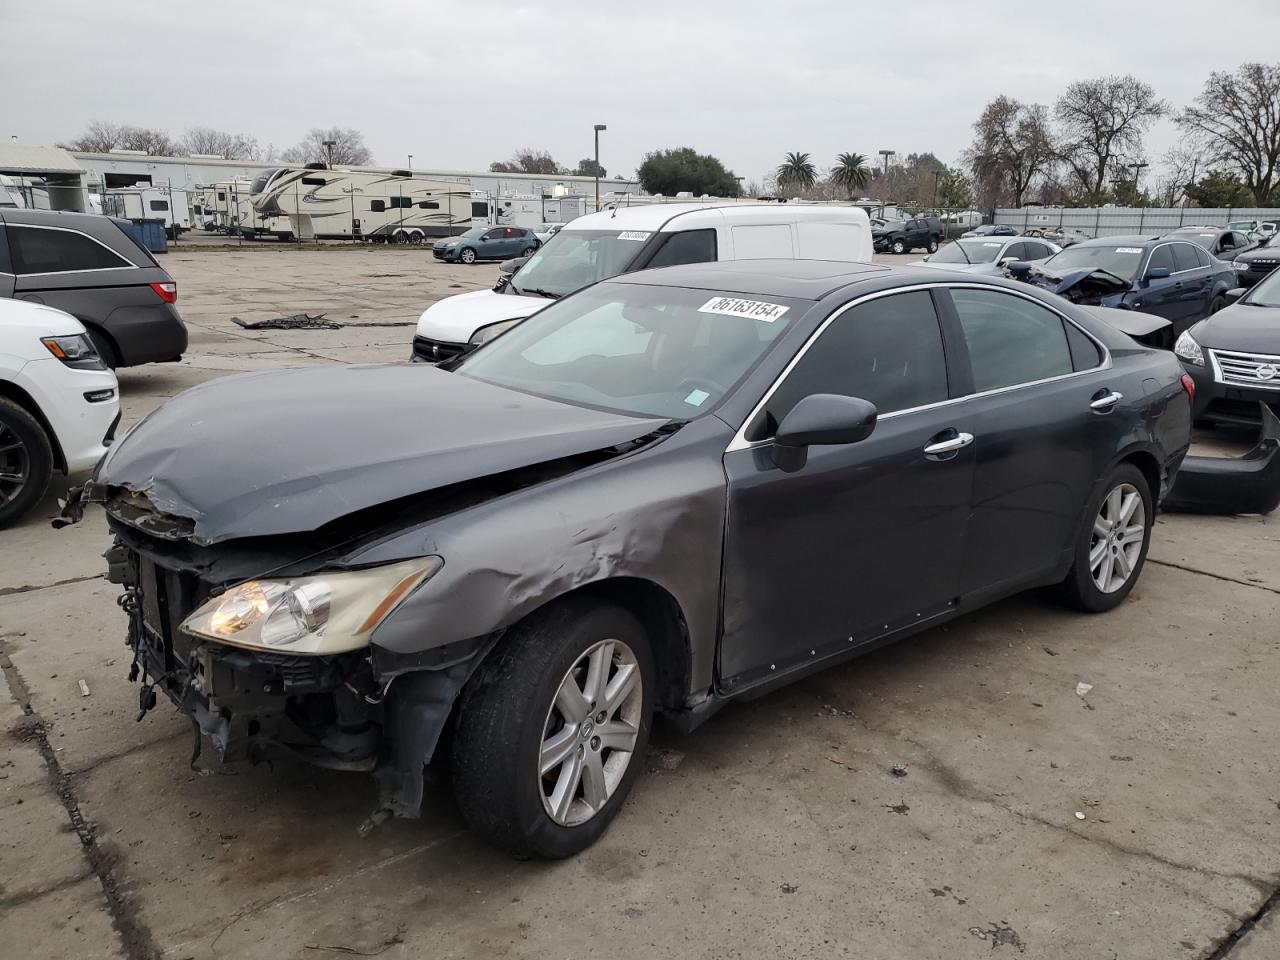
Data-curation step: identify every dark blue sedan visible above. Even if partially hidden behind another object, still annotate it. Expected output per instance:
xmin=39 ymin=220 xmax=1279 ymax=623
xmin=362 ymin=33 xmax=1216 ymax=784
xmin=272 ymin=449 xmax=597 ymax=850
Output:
xmin=432 ymin=226 xmax=540 ymax=264
xmin=1007 ymin=235 xmax=1237 ymax=335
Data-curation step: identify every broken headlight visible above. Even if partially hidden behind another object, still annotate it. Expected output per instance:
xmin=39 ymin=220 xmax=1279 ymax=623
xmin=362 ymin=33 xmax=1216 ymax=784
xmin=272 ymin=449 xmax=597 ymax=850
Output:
xmin=180 ymin=557 xmax=442 ymax=655
xmin=1174 ymin=330 xmax=1204 ymax=366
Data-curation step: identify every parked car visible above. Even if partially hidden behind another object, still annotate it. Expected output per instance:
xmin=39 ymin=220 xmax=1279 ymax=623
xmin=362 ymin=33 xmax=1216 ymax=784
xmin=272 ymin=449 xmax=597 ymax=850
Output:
xmin=79 ymin=260 xmax=1191 ymax=858
xmin=0 ymin=209 xmax=188 ymax=368
xmin=1027 ymin=226 xmax=1091 ymax=247
xmin=1227 ymin=219 xmax=1278 ymax=241
xmin=1007 ymin=236 xmax=1238 ymax=335
xmin=913 ymin=236 xmax=1059 ymax=275
xmin=1227 ymin=233 xmax=1280 ymax=289
xmin=0 ymin=299 xmax=119 ymax=526
xmin=1165 ymin=227 xmax=1258 ymax=260
xmin=872 ymin=217 xmax=937 ymax=254
xmin=1176 ymin=268 xmax=1280 ymax=428
xmin=413 ymin=202 xmax=874 ymax=362
xmin=432 ymin=226 xmax=540 ymax=264
xmin=961 ymin=224 xmax=1017 ymax=239
xmin=532 ymin=223 xmax=565 ymax=244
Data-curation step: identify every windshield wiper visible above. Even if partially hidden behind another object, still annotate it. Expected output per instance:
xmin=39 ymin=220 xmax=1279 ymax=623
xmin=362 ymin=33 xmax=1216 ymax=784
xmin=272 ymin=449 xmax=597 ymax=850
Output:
xmin=952 ymin=243 xmax=972 ymax=264
xmin=517 ymin=287 xmax=560 ymax=299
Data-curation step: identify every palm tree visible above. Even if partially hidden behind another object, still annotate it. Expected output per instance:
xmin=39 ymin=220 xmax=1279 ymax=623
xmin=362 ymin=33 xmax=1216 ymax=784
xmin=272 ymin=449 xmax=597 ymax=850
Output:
xmin=775 ymin=151 xmax=817 ymax=192
xmin=832 ymin=152 xmax=871 ymax=198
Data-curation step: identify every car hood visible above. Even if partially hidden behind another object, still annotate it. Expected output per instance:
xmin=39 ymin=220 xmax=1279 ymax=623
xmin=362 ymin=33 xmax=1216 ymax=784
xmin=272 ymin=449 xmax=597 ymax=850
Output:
xmin=1009 ymin=262 xmax=1131 ymax=297
xmin=93 ymin=363 xmax=666 ymax=544
xmin=416 ymin=289 xmax=546 ymax=343
xmin=1191 ymin=302 xmax=1280 ymax=352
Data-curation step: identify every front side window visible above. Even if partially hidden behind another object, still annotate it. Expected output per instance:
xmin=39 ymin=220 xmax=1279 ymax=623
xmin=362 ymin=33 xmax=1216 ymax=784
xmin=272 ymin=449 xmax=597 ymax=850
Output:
xmin=951 ymin=289 xmax=1072 ymax=392
xmin=644 ymin=229 xmax=717 ymax=269
xmin=8 ymin=226 xmax=130 ymax=274
xmin=757 ymin=291 xmax=948 ymax=437
xmin=457 ymin=282 xmax=796 ymax=419
xmin=1146 ymin=245 xmax=1175 ymax=274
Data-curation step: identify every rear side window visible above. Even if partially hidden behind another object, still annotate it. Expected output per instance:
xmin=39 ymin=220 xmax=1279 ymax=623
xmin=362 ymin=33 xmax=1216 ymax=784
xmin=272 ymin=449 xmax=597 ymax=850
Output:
xmin=1065 ymin=322 xmax=1103 ymax=370
xmin=645 ymin=229 xmax=717 ymax=269
xmin=732 ymin=223 xmax=793 ymax=259
xmin=149 ymin=200 xmax=168 ymax=211
xmin=8 ymin=225 xmax=131 ymax=274
xmin=951 ymin=289 xmax=1072 ymax=392
xmin=1193 ymin=245 xmax=1211 ymax=267
xmin=760 ymin=290 xmax=948 ymax=434
xmin=1172 ymin=243 xmax=1200 ymax=272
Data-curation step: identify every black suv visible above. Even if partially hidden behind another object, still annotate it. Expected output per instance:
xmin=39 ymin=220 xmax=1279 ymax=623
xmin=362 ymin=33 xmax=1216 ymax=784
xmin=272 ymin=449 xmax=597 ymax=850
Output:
xmin=873 ymin=218 xmax=938 ymax=254
xmin=0 ymin=209 xmax=187 ymax=368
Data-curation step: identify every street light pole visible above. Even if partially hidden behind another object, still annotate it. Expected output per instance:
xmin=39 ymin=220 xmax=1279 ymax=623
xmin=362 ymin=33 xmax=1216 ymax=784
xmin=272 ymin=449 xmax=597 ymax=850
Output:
xmin=408 ymin=154 xmax=413 ymax=171
xmin=932 ymin=170 xmax=942 ymax=209
xmin=322 ymin=139 xmax=336 ymax=168
xmin=593 ymin=123 xmax=607 ymax=211
xmin=1130 ymin=161 xmax=1149 ymax=197
xmin=878 ymin=149 xmax=896 ymax=181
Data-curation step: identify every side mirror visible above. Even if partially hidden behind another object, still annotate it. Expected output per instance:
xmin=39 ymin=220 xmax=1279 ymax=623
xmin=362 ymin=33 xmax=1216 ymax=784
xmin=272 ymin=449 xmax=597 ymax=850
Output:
xmin=1225 ymin=287 xmax=1245 ymax=304
xmin=773 ymin=394 xmax=877 ymax=470
xmin=1146 ymin=266 xmax=1171 ymax=281
xmin=999 ymin=257 xmax=1020 ymax=267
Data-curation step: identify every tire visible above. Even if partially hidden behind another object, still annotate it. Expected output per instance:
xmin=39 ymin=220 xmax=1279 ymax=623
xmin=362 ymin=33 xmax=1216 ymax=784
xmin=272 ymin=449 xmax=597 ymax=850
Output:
xmin=85 ymin=328 xmax=118 ymax=369
xmin=927 ymin=238 xmax=939 ymax=253
xmin=891 ymin=239 xmax=907 ymax=255
xmin=452 ymin=598 xmax=655 ymax=858
xmin=1208 ymin=295 xmax=1226 ymax=315
xmin=0 ymin=397 xmax=55 ymax=528
xmin=1057 ymin=463 xmax=1153 ymax=612
xmin=521 ymin=246 xmax=537 ymax=258
xmin=459 ymin=247 xmax=477 ymax=264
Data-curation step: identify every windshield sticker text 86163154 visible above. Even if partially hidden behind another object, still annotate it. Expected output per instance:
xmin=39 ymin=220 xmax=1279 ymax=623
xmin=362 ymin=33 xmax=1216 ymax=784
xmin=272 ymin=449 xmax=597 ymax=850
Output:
xmin=698 ymin=296 xmax=790 ymax=323
xmin=617 ymin=231 xmax=651 ymax=241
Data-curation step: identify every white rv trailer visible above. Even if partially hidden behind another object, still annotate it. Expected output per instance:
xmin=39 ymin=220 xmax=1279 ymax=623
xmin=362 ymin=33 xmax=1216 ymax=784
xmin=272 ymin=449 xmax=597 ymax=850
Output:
xmin=249 ymin=165 xmax=488 ymax=241
xmin=101 ymin=187 xmax=192 ymax=237
xmin=189 ymin=188 xmax=218 ymax=230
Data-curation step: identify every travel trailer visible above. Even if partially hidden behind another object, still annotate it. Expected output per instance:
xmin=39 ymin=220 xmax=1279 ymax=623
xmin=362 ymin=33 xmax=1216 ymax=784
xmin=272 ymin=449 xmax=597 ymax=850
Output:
xmin=101 ymin=187 xmax=192 ymax=237
xmin=249 ymin=165 xmax=486 ymax=241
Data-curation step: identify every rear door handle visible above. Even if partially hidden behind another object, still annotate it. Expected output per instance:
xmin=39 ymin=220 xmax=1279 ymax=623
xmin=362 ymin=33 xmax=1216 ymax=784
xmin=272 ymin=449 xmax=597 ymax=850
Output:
xmin=1090 ymin=390 xmax=1123 ymax=411
xmin=922 ymin=432 xmax=974 ymax=457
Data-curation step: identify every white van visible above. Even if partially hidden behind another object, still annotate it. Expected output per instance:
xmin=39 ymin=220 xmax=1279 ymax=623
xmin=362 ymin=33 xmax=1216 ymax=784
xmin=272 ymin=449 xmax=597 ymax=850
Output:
xmin=411 ymin=202 xmax=873 ymax=361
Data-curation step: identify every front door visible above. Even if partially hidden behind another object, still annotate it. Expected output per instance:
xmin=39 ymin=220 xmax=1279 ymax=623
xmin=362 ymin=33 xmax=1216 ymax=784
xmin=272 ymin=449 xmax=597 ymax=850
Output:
xmin=719 ymin=289 xmax=975 ymax=693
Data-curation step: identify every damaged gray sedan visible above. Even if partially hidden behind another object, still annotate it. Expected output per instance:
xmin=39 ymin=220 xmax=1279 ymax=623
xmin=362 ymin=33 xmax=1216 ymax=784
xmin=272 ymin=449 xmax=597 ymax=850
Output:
xmin=70 ymin=260 xmax=1191 ymax=857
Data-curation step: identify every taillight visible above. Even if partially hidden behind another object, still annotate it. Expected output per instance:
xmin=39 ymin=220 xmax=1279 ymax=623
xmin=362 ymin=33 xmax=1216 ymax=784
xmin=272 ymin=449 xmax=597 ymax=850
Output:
xmin=150 ymin=281 xmax=177 ymax=304
xmin=1180 ymin=372 xmax=1195 ymax=403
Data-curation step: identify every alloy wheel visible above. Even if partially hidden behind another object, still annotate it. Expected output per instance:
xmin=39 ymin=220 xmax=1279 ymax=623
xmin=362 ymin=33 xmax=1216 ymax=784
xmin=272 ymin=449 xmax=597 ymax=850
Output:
xmin=0 ymin=421 xmax=30 ymax=507
xmin=539 ymin=638 xmax=643 ymax=827
xmin=1089 ymin=482 xmax=1145 ymax=593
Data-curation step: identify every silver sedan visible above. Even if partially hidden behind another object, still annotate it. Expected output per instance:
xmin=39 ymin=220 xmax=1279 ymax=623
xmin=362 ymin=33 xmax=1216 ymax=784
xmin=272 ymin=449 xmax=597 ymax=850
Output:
xmin=913 ymin=236 xmax=1060 ymax=275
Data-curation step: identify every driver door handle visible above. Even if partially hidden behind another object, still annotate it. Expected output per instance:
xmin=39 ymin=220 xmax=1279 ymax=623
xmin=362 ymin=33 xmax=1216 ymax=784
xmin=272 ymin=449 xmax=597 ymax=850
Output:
xmin=922 ymin=432 xmax=974 ymax=457
xmin=1090 ymin=391 xmax=1123 ymax=411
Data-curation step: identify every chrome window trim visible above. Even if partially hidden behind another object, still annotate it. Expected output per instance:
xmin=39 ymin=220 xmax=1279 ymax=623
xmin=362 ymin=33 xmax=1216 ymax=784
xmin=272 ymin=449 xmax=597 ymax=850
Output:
xmin=725 ymin=281 xmax=1112 ymax=452
xmin=1150 ymin=241 xmax=1207 ymax=276
xmin=7 ymin=223 xmax=136 ymax=276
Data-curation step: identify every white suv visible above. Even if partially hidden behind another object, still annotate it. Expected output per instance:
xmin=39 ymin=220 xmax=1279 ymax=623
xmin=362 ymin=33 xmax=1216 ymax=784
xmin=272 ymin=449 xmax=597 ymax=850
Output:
xmin=0 ymin=299 xmax=120 ymax=526
xmin=412 ymin=202 xmax=874 ymax=362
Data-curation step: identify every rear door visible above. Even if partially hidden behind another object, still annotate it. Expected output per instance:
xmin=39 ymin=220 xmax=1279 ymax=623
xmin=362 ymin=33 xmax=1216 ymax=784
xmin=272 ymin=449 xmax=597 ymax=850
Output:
xmin=1171 ymin=241 xmax=1211 ymax=325
xmin=941 ymin=286 xmax=1118 ymax=595
xmin=0 ymin=220 xmax=14 ymax=298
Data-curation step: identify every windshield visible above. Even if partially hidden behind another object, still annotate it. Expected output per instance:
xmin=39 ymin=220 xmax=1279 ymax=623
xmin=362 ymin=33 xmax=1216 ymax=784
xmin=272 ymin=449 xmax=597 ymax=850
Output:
xmin=1247 ymin=269 xmax=1280 ymax=307
xmin=456 ymin=282 xmax=797 ymax=418
xmin=1044 ymin=244 xmax=1145 ymax=281
xmin=510 ymin=229 xmax=649 ymax=297
xmin=248 ymin=169 xmax=280 ymax=196
xmin=457 ymin=227 xmax=488 ymax=240
xmin=1227 ymin=221 xmax=1256 ymax=232
xmin=931 ymin=239 xmax=1005 ymax=264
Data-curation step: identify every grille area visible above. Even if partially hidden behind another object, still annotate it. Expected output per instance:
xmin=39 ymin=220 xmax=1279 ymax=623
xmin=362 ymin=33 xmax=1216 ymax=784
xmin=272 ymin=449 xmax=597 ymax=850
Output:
xmin=411 ymin=335 xmax=466 ymax=363
xmin=1212 ymin=349 xmax=1280 ymax=389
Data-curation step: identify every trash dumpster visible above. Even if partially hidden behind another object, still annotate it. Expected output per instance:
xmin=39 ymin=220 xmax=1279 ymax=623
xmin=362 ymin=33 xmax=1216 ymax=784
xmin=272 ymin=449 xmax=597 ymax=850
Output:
xmin=118 ymin=218 xmax=168 ymax=254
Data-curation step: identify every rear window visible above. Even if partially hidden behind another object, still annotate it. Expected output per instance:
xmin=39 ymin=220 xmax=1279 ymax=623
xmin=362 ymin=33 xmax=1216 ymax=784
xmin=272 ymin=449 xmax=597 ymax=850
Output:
xmin=8 ymin=224 xmax=132 ymax=274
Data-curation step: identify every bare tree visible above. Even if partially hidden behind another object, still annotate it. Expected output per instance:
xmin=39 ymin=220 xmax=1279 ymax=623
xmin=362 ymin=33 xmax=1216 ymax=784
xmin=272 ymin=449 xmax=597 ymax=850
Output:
xmin=1152 ymin=146 xmax=1205 ymax=207
xmin=59 ymin=120 xmax=176 ymax=155
xmin=181 ymin=127 xmax=259 ymax=159
xmin=965 ymin=96 xmax=1055 ymax=208
xmin=1178 ymin=62 xmax=1280 ymax=205
xmin=281 ymin=127 xmax=373 ymax=166
xmin=489 ymin=149 xmax=564 ymax=175
xmin=1054 ymin=75 xmax=1166 ymax=203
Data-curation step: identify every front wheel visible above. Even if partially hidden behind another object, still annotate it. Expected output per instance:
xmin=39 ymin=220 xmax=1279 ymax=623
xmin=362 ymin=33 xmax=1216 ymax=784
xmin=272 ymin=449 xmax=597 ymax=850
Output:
xmin=521 ymin=246 xmax=537 ymax=258
xmin=1057 ymin=463 xmax=1153 ymax=612
xmin=0 ymin=397 xmax=55 ymax=528
xmin=452 ymin=599 xmax=654 ymax=858
xmin=891 ymin=239 xmax=907 ymax=254
xmin=459 ymin=247 xmax=477 ymax=264
xmin=927 ymin=238 xmax=939 ymax=253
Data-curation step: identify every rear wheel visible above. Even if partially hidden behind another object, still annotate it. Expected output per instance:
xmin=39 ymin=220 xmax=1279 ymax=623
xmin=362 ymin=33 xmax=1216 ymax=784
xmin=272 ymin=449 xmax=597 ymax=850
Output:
xmin=927 ymin=238 xmax=939 ymax=253
xmin=1057 ymin=463 xmax=1153 ymax=612
xmin=0 ymin=398 xmax=54 ymax=528
xmin=459 ymin=247 xmax=477 ymax=264
xmin=521 ymin=246 xmax=537 ymax=258
xmin=452 ymin=598 xmax=654 ymax=858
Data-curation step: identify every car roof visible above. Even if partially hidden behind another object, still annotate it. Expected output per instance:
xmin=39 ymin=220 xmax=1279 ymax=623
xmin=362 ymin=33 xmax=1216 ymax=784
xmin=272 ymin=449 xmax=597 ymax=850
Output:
xmin=607 ymin=259 xmax=904 ymax=301
xmin=566 ymin=202 xmax=870 ymax=233
xmin=1074 ymin=235 xmax=1163 ymax=248
xmin=0 ymin=207 xmax=110 ymax=229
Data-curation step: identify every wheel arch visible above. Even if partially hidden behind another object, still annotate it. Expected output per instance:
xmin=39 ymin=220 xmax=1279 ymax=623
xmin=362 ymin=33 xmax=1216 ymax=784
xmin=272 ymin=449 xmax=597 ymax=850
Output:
xmin=1113 ymin=445 xmax=1162 ymax=503
xmin=0 ymin=378 xmax=66 ymax=472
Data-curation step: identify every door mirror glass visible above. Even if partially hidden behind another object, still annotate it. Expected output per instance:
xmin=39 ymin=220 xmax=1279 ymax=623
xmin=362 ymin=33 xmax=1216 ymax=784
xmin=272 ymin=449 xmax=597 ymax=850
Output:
xmin=774 ymin=394 xmax=877 ymax=449
xmin=1146 ymin=266 xmax=1171 ymax=280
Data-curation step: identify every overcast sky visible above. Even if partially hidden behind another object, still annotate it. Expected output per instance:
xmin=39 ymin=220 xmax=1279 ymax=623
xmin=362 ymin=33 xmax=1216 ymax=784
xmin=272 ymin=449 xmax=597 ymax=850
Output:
xmin=3 ymin=0 xmax=1278 ymax=185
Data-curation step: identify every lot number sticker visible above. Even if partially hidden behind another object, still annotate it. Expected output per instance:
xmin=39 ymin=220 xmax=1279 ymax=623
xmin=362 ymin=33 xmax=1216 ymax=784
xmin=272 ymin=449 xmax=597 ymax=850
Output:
xmin=618 ymin=231 xmax=651 ymax=241
xmin=1115 ymin=247 xmax=1144 ymax=254
xmin=698 ymin=296 xmax=790 ymax=323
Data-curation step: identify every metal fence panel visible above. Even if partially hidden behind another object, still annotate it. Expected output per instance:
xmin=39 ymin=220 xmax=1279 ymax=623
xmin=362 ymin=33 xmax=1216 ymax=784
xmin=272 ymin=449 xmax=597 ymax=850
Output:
xmin=995 ymin=207 xmax=1280 ymax=238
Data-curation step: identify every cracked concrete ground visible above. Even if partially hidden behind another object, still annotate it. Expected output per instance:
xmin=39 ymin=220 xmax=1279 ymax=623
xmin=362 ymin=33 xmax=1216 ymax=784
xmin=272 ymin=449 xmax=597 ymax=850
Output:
xmin=1 ymin=246 xmax=1277 ymax=960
